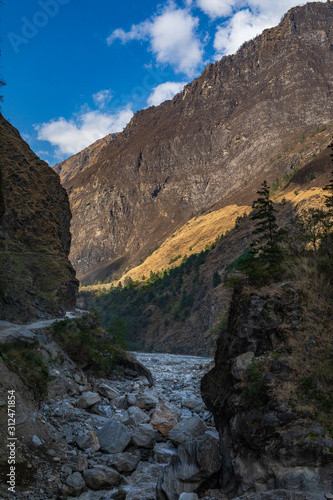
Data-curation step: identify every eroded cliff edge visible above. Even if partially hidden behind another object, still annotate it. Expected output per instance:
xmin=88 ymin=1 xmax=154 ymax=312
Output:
xmin=0 ymin=114 xmax=78 ymax=321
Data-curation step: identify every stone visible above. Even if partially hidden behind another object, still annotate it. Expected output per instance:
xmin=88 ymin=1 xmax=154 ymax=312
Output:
xmin=136 ymin=391 xmax=159 ymax=411
xmin=150 ymin=402 xmax=178 ymax=437
xmin=181 ymin=396 xmax=204 ymax=413
xmin=179 ymin=494 xmax=199 ymax=500
xmin=74 ymin=372 xmax=88 ymax=385
xmin=66 ymin=455 xmax=88 ymax=472
xmin=112 ymin=395 xmax=129 ymax=410
xmin=168 ymin=416 xmax=206 ymax=445
xmin=97 ymin=420 xmax=132 ymax=454
xmin=64 ymin=472 xmax=85 ymax=497
xmin=154 ymin=442 xmax=178 ymax=464
xmin=77 ymin=392 xmax=101 ymax=409
xmin=101 ymin=452 xmax=140 ymax=473
xmin=231 ymin=352 xmax=255 ymax=380
xmin=121 ymin=406 xmax=150 ymax=426
xmin=157 ymin=431 xmax=221 ymax=500
xmin=32 ymin=435 xmax=43 ymax=446
xmin=97 ymin=383 xmax=120 ymax=400
xmin=83 ymin=465 xmax=122 ymax=489
xmin=89 ymin=402 xmax=112 ymax=418
xmin=131 ymin=423 xmax=157 ymax=449
xmin=127 ymin=393 xmax=138 ymax=406
xmin=75 ymin=429 xmax=100 ymax=453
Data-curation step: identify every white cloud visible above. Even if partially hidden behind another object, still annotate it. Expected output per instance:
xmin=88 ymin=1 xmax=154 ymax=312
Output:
xmin=214 ymin=8 xmax=271 ymax=56
xmin=107 ymin=3 xmax=204 ymax=77
xmin=196 ymin=0 xmax=244 ymax=19
xmin=147 ymin=81 xmax=187 ymax=106
xmin=35 ymin=106 xmax=133 ymax=158
xmin=93 ymin=89 xmax=114 ymax=109
xmin=106 ymin=21 xmax=151 ymax=44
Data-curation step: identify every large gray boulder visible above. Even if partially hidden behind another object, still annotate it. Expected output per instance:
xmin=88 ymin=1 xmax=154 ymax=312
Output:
xmin=131 ymin=423 xmax=157 ymax=449
xmin=136 ymin=391 xmax=159 ymax=411
xmin=77 ymin=391 xmax=101 ymax=409
xmin=97 ymin=420 xmax=132 ymax=453
xmin=122 ymin=406 xmax=150 ymax=426
xmin=101 ymin=452 xmax=140 ymax=473
xmin=157 ymin=430 xmax=221 ymax=500
xmin=82 ymin=465 xmax=122 ymax=489
xmin=63 ymin=472 xmax=86 ymax=497
xmin=168 ymin=416 xmax=206 ymax=445
xmin=75 ymin=429 xmax=100 ymax=453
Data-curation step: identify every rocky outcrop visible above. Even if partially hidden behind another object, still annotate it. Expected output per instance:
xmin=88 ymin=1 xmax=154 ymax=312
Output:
xmin=64 ymin=2 xmax=333 ymax=280
xmin=201 ymin=282 xmax=333 ymax=499
xmin=0 ymin=114 xmax=78 ymax=321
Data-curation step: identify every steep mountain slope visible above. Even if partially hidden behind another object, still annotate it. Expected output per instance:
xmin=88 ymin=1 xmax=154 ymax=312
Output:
xmin=64 ymin=1 xmax=333 ymax=280
xmin=0 ymin=114 xmax=78 ymax=321
xmin=80 ymin=145 xmax=333 ymax=355
xmin=53 ymin=132 xmax=119 ymax=185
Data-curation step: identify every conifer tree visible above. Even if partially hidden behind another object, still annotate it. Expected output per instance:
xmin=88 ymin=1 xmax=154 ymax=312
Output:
xmin=323 ymin=140 xmax=333 ymax=212
xmin=250 ymin=180 xmax=282 ymax=267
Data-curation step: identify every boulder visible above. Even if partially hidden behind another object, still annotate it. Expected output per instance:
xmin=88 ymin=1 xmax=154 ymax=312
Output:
xmin=66 ymin=455 xmax=88 ymax=472
xmin=168 ymin=416 xmax=206 ymax=446
xmin=136 ymin=391 xmax=159 ymax=411
xmin=117 ymin=353 xmax=154 ymax=386
xmin=131 ymin=423 xmax=157 ymax=449
xmin=83 ymin=465 xmax=122 ymax=489
xmin=97 ymin=383 xmax=120 ymax=400
xmin=112 ymin=395 xmax=129 ymax=410
xmin=89 ymin=402 xmax=112 ymax=418
xmin=157 ymin=431 xmax=221 ymax=500
xmin=102 ymin=452 xmax=140 ymax=473
xmin=122 ymin=406 xmax=150 ymax=426
xmin=77 ymin=391 xmax=101 ymax=409
xmin=151 ymin=403 xmax=179 ymax=437
xmin=154 ymin=442 xmax=178 ymax=464
xmin=64 ymin=472 xmax=85 ymax=497
xmin=75 ymin=429 xmax=100 ymax=453
xmin=97 ymin=419 xmax=132 ymax=454
xmin=179 ymin=494 xmax=199 ymax=500
xmin=181 ymin=396 xmax=204 ymax=413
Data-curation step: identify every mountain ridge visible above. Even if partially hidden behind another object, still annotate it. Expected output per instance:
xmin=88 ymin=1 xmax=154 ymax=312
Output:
xmin=60 ymin=1 xmax=333 ymax=280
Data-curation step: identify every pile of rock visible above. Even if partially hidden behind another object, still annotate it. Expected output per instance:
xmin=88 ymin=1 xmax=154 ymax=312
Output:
xmin=1 ymin=349 xmax=217 ymax=500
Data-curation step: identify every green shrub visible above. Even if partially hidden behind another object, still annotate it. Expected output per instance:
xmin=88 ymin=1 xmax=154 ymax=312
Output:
xmin=51 ymin=312 xmax=123 ymax=375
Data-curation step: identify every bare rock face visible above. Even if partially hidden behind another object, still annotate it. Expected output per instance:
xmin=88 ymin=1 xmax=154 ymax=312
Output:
xmin=64 ymin=2 xmax=333 ymax=280
xmin=0 ymin=114 xmax=78 ymax=321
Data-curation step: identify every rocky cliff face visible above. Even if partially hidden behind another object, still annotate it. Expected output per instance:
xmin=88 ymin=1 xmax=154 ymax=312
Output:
xmin=0 ymin=114 xmax=78 ymax=321
xmin=53 ymin=132 xmax=119 ymax=185
xmin=201 ymin=280 xmax=333 ymax=498
xmin=64 ymin=1 xmax=333 ymax=279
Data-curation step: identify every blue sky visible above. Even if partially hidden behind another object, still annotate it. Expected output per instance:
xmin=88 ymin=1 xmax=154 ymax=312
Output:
xmin=1 ymin=0 xmax=325 ymax=166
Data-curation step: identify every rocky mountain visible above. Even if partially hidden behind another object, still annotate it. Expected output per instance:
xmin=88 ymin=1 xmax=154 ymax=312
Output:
xmin=0 ymin=114 xmax=78 ymax=321
xmin=62 ymin=1 xmax=333 ymax=282
xmin=53 ymin=132 xmax=119 ymax=185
